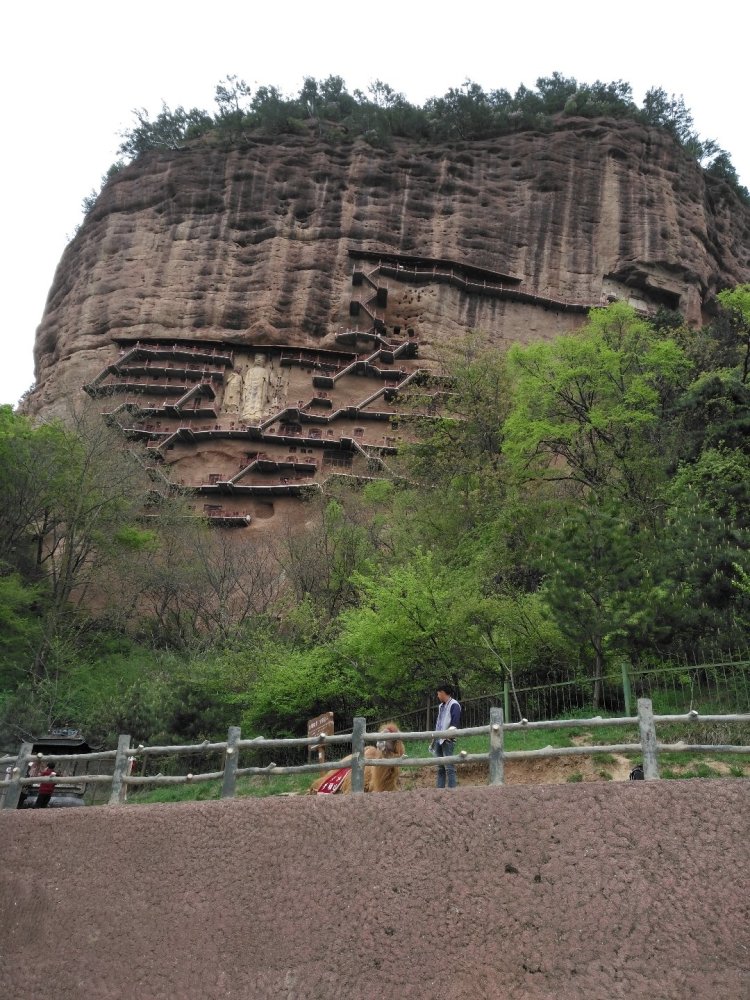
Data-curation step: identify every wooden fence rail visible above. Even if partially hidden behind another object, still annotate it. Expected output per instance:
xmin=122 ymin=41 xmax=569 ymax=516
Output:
xmin=2 ymin=700 xmax=748 ymax=809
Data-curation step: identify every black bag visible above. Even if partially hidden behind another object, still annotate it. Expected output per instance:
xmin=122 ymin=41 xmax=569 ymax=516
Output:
xmin=629 ymin=764 xmax=644 ymax=780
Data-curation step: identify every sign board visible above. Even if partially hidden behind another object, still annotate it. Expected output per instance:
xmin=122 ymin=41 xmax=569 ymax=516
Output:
xmin=307 ymin=711 xmax=334 ymax=762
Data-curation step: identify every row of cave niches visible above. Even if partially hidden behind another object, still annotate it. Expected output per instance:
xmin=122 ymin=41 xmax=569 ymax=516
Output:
xmin=85 ymin=330 xmax=435 ymax=527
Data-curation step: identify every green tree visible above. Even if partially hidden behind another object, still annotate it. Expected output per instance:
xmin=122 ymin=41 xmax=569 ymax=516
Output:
xmin=641 ymin=88 xmax=719 ymax=163
xmin=716 ymin=284 xmax=750 ymax=382
xmin=336 ymin=551 xmax=488 ymax=706
xmin=250 ymin=86 xmax=297 ymax=134
xmin=35 ymin=406 xmax=153 ymax=618
xmin=425 ymin=81 xmax=496 ymax=140
xmin=120 ymin=508 xmax=205 ymax=649
xmin=0 ymin=406 xmax=70 ymax=574
xmin=705 ymin=153 xmax=750 ymax=201
xmin=317 ymin=75 xmax=358 ymax=119
xmin=535 ymin=73 xmax=579 ymax=113
xmin=540 ymin=498 xmax=656 ymax=706
xmin=564 ymin=79 xmax=635 ymax=118
xmin=278 ymin=498 xmax=379 ymax=623
xmin=672 ymin=371 xmax=750 ymax=460
xmin=213 ymin=75 xmax=254 ymax=141
xmin=240 ymin=642 xmax=363 ymax=735
xmin=658 ymin=447 xmax=750 ymax=640
xmin=0 ymin=402 xmax=158 ymax=675
xmin=118 ymin=103 xmax=213 ymax=158
xmin=404 ymin=339 xmax=511 ymax=530
xmin=503 ymin=302 xmax=692 ymax=505
xmin=0 ymin=573 xmax=42 ymax=691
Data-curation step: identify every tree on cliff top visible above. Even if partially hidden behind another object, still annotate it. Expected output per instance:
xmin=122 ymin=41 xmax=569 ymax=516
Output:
xmin=640 ymin=87 xmax=719 ymax=164
xmin=112 ymin=73 xmax=745 ymax=200
xmin=118 ymin=102 xmax=213 ymax=158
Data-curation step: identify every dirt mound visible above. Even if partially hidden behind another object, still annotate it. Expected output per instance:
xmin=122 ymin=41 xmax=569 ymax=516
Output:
xmin=1 ymin=780 xmax=747 ymax=999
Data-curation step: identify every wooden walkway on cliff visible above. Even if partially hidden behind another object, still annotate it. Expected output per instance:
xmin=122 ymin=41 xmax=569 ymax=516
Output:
xmin=84 ymin=333 xmax=440 ymax=523
xmin=349 ymin=247 xmax=599 ymax=313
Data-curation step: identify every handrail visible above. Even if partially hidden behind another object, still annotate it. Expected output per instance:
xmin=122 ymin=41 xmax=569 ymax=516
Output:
xmin=3 ymin=702 xmax=747 ymax=808
xmin=376 ymin=262 xmax=595 ymax=312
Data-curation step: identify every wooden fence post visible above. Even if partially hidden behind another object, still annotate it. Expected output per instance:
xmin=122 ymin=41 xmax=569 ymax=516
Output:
xmin=350 ymin=717 xmax=366 ymax=794
xmin=1 ymin=742 xmax=32 ymax=810
xmin=489 ymin=707 xmax=504 ymax=786
xmin=109 ymin=734 xmax=132 ymax=806
xmin=637 ymin=698 xmax=660 ymax=780
xmin=221 ymin=726 xmax=241 ymax=799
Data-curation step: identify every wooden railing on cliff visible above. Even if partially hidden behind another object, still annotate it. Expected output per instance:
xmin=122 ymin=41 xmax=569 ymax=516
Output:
xmin=2 ymin=700 xmax=748 ymax=809
xmin=349 ymin=248 xmax=600 ymax=313
xmin=350 ymin=263 xmax=389 ymax=326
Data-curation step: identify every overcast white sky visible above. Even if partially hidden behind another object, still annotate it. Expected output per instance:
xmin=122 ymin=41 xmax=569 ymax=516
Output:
xmin=1 ymin=1 xmax=747 ymax=408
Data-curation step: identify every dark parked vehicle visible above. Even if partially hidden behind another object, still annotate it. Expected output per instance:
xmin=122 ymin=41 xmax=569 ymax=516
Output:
xmin=18 ymin=729 xmax=92 ymax=808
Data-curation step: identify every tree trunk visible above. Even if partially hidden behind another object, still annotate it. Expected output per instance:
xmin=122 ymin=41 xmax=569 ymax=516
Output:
xmin=591 ymin=636 xmax=605 ymax=710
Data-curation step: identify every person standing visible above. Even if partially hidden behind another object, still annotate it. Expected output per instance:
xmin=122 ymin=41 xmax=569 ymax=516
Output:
xmin=432 ymin=684 xmax=461 ymax=789
xmin=34 ymin=761 xmax=56 ymax=808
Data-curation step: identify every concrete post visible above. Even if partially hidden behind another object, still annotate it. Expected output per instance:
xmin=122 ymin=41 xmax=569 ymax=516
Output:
xmin=221 ymin=726 xmax=241 ymax=799
xmin=109 ymin=734 xmax=132 ymax=805
xmin=489 ymin=707 xmax=505 ymax=786
xmin=350 ymin=717 xmax=366 ymax=794
xmin=637 ymin=698 xmax=660 ymax=780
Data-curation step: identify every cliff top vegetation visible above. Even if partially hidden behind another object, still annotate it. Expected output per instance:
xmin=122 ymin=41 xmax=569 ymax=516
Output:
xmin=110 ymin=72 xmax=747 ymax=202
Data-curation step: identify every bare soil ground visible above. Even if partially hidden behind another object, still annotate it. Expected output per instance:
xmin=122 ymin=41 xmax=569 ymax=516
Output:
xmin=405 ymin=753 xmax=635 ymax=789
xmin=1 ymin=779 xmax=748 ymax=1000
xmin=402 ymin=738 xmax=742 ymax=790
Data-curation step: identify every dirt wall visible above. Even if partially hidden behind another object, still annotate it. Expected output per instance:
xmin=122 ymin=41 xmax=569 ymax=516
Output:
xmin=1 ymin=780 xmax=747 ymax=999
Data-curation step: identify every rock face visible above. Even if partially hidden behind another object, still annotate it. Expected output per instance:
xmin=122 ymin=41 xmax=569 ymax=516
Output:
xmin=26 ymin=117 xmax=750 ymax=531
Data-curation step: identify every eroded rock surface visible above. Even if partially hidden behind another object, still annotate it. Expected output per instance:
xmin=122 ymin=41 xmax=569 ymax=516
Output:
xmin=25 ymin=119 xmax=750 ymax=528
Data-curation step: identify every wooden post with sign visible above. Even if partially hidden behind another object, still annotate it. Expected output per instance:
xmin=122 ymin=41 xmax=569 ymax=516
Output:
xmin=307 ymin=711 xmax=334 ymax=763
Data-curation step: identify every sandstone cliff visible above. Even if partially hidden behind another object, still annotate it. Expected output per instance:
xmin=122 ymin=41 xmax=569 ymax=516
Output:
xmin=25 ymin=117 xmax=750 ymax=531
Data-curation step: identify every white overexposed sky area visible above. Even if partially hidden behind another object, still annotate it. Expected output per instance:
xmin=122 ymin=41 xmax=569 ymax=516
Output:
xmin=1 ymin=1 xmax=747 ymax=407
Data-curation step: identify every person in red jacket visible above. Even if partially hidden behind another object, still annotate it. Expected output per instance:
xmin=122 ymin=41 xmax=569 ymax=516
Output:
xmin=34 ymin=761 xmax=56 ymax=808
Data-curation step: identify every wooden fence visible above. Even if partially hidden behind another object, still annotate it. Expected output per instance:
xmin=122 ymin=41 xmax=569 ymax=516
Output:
xmin=2 ymin=699 xmax=748 ymax=809
xmin=384 ymin=653 xmax=750 ymax=732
